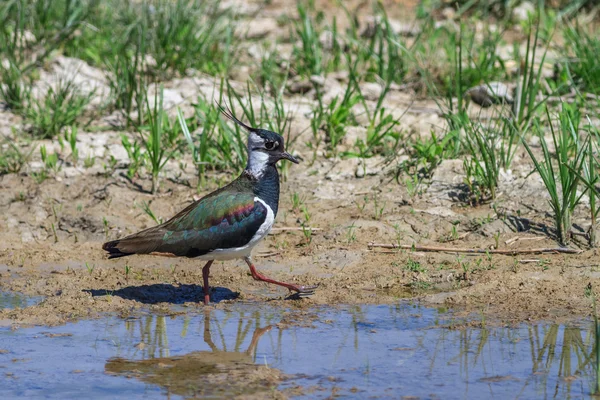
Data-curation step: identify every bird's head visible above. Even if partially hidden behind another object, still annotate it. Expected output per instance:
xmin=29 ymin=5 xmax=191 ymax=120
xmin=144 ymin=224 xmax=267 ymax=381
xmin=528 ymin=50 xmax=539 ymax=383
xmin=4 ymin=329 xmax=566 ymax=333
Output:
xmin=219 ymin=104 xmax=299 ymax=177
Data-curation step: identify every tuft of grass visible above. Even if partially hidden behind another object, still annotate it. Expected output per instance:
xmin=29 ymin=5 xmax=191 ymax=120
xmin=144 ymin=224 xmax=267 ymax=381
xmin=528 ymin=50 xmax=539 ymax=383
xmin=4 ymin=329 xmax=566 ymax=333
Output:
xmin=178 ymin=102 xmax=216 ymax=187
xmin=404 ymin=259 xmax=425 ymax=273
xmin=290 ymin=192 xmax=306 ymax=213
xmin=395 ymin=130 xmax=457 ymax=184
xmin=83 ymin=154 xmax=95 ymax=169
xmin=139 ymin=200 xmax=162 ymax=224
xmin=363 ymin=4 xmax=405 ymax=85
xmin=567 ymin=118 xmax=600 ymax=247
xmin=63 ymin=126 xmax=79 ymax=166
xmin=462 ymin=120 xmax=501 ymax=203
xmin=253 ymin=43 xmax=290 ymax=96
xmin=124 ymin=264 xmax=131 ymax=280
xmin=411 ymin=18 xmax=505 ymax=103
xmin=349 ymin=69 xmax=403 ymax=159
xmin=563 ymin=22 xmax=600 ymax=94
xmin=581 ymin=137 xmax=600 ymax=247
xmin=512 ymin=14 xmax=559 ymax=131
xmin=346 ymin=221 xmax=357 ymax=243
xmin=139 ymin=86 xmax=180 ymax=194
xmin=292 ymin=1 xmax=325 ymax=77
xmin=309 ymin=63 xmax=361 ymax=160
xmin=24 ymin=78 xmax=94 ymax=139
xmin=39 ymin=144 xmax=60 ymax=176
xmin=0 ymin=139 xmax=34 ymax=175
xmin=0 ymin=61 xmax=31 ymax=111
xmin=104 ymin=26 xmax=148 ymax=127
xmin=372 ymin=194 xmax=386 ymax=220
xmin=121 ymin=134 xmax=144 ymax=180
xmin=299 ymin=204 xmax=312 ymax=245
xmin=85 ymin=262 xmax=95 ymax=275
xmin=522 ymin=105 xmax=586 ymax=246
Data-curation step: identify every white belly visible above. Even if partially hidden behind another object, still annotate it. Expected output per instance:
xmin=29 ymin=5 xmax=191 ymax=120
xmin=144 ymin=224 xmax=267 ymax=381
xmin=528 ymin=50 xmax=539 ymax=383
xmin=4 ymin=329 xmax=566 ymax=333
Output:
xmin=197 ymin=197 xmax=274 ymax=261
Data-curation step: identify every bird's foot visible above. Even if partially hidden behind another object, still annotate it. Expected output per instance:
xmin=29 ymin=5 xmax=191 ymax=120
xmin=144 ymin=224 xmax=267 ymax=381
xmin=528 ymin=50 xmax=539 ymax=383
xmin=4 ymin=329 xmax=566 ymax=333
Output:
xmin=244 ymin=257 xmax=318 ymax=298
xmin=289 ymin=284 xmax=319 ymax=297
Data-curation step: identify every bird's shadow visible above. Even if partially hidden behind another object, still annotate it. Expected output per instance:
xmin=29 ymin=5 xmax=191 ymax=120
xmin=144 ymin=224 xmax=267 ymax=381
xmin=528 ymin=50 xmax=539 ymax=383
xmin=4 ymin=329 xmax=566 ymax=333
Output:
xmin=85 ymin=283 xmax=238 ymax=305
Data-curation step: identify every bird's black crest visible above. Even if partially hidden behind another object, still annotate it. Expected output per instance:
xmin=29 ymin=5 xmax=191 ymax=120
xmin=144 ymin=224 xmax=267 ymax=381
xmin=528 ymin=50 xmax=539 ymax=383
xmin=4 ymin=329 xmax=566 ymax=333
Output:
xmin=216 ymin=102 xmax=254 ymax=132
xmin=216 ymin=101 xmax=284 ymax=144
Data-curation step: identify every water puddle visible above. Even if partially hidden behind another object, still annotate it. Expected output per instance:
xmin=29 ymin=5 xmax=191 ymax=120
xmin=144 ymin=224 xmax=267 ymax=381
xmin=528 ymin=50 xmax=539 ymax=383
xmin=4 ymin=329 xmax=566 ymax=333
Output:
xmin=0 ymin=291 xmax=42 ymax=310
xmin=0 ymin=303 xmax=597 ymax=398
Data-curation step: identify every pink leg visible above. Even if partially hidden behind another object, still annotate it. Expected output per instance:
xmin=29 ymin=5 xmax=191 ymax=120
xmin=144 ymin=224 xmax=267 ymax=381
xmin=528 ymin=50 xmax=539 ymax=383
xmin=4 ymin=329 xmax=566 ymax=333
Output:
xmin=202 ymin=260 xmax=214 ymax=305
xmin=244 ymin=257 xmax=317 ymax=295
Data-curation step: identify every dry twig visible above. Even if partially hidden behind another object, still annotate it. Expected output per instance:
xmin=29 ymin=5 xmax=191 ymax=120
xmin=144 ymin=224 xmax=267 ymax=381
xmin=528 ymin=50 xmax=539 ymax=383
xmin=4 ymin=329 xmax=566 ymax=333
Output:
xmin=367 ymin=242 xmax=582 ymax=255
xmin=271 ymin=227 xmax=322 ymax=232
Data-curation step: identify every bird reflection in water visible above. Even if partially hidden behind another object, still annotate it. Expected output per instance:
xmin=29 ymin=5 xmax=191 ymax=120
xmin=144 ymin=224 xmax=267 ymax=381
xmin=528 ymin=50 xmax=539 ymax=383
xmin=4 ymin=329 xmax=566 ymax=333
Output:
xmin=105 ymin=309 xmax=282 ymax=398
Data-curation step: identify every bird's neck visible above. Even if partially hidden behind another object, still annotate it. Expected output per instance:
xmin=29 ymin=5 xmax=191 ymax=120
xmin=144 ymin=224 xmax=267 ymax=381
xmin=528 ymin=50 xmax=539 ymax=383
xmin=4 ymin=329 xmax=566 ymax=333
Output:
xmin=245 ymin=164 xmax=280 ymax=216
xmin=246 ymin=150 xmax=269 ymax=179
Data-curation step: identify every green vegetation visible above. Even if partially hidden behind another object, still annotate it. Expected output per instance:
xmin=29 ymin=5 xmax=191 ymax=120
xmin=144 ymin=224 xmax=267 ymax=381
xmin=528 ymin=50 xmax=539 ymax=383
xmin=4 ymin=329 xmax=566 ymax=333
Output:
xmin=523 ymin=106 xmax=586 ymax=246
xmin=462 ymin=120 xmax=501 ymax=203
xmin=0 ymin=139 xmax=33 ymax=175
xmin=139 ymin=87 xmax=180 ymax=194
xmin=0 ymin=0 xmax=90 ymax=110
xmin=563 ymin=23 xmax=600 ymax=94
xmin=404 ymin=259 xmax=425 ymax=273
xmin=25 ymin=79 xmax=93 ymax=139
xmin=0 ymin=0 xmax=598 ymax=248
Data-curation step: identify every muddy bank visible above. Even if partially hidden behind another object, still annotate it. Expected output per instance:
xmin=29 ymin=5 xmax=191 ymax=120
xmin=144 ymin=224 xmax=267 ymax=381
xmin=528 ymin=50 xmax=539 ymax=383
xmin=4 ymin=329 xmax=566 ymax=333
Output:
xmin=1 ymin=166 xmax=599 ymax=327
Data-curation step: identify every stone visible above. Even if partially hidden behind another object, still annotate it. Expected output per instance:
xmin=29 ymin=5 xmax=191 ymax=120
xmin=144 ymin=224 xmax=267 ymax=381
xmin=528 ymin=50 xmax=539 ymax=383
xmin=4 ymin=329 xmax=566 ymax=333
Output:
xmin=416 ymin=206 xmax=457 ymax=218
xmin=465 ymin=82 xmax=513 ymax=108
xmin=344 ymin=126 xmax=367 ymax=145
xmin=355 ymin=156 xmax=386 ymax=178
xmin=360 ymin=82 xmax=383 ymax=101
xmin=319 ymin=30 xmax=345 ymax=51
xmin=288 ymin=79 xmax=313 ymax=94
xmin=240 ymin=18 xmax=279 ymax=39
xmin=479 ymin=219 xmax=514 ymax=237
xmin=513 ymin=1 xmax=535 ymax=22
xmin=147 ymin=86 xmax=184 ymax=111
xmin=107 ymin=143 xmax=129 ymax=163
xmin=325 ymin=158 xmax=360 ymax=181
xmin=361 ymin=16 xmax=420 ymax=38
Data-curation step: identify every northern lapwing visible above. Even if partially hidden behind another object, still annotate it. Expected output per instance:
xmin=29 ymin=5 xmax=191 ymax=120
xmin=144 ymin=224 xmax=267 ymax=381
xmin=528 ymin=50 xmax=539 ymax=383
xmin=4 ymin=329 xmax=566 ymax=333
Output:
xmin=102 ymin=106 xmax=317 ymax=304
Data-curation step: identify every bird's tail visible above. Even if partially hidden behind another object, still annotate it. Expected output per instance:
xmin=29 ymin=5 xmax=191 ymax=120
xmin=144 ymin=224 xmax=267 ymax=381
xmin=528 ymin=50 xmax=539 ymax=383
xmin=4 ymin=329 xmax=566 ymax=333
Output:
xmin=102 ymin=227 xmax=164 ymax=259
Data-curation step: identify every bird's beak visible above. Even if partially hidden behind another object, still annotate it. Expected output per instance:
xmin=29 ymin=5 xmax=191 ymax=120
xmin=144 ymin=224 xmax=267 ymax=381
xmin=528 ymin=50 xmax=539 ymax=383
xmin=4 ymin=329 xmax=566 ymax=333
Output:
xmin=280 ymin=151 xmax=299 ymax=164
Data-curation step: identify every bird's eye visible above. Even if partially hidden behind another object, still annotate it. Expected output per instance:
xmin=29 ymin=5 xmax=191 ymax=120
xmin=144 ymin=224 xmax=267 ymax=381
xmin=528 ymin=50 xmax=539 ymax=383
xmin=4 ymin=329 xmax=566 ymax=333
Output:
xmin=265 ymin=141 xmax=276 ymax=150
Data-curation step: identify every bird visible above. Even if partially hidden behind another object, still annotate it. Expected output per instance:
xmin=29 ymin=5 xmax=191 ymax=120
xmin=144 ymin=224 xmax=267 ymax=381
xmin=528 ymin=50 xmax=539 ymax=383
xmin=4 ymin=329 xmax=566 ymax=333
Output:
xmin=102 ymin=105 xmax=317 ymax=305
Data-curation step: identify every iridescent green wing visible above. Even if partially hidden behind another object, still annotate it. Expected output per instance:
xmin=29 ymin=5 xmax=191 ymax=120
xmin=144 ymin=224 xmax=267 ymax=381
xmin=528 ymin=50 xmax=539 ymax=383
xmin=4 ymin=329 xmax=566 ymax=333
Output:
xmin=155 ymin=191 xmax=267 ymax=257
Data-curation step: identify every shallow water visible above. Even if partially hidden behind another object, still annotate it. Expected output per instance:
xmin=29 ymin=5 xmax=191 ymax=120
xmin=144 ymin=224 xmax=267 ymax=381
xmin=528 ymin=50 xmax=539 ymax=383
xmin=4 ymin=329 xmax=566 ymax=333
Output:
xmin=0 ymin=302 xmax=597 ymax=399
xmin=0 ymin=291 xmax=42 ymax=310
